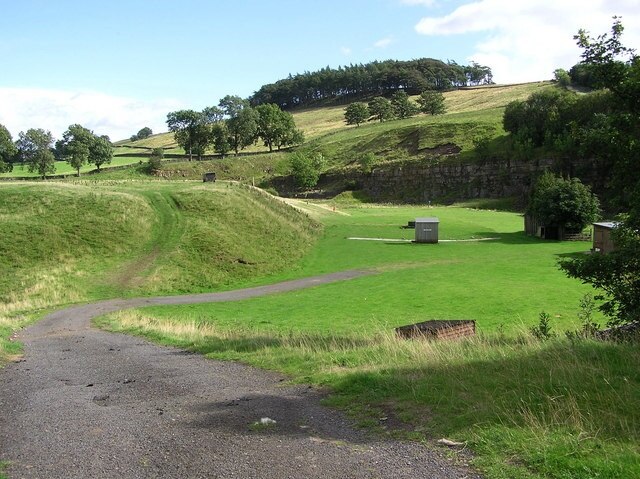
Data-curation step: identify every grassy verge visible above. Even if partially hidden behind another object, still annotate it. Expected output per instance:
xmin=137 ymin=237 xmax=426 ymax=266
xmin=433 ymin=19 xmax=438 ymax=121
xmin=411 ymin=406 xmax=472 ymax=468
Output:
xmin=97 ymin=311 xmax=639 ymax=479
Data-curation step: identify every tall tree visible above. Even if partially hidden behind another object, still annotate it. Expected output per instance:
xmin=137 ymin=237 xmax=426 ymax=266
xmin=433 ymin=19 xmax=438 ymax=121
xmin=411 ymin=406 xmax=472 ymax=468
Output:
xmin=559 ymin=19 xmax=640 ymax=326
xmin=210 ymin=123 xmax=231 ymax=157
xmin=416 ymin=90 xmax=446 ymax=115
xmin=166 ymin=110 xmax=204 ymax=160
xmin=16 ymin=128 xmax=55 ymax=179
xmin=344 ymin=102 xmax=370 ymax=126
xmin=89 ymin=135 xmax=113 ymax=171
xmin=368 ymin=97 xmax=394 ymax=122
xmin=528 ymin=172 xmax=600 ymax=232
xmin=61 ymin=124 xmax=94 ymax=176
xmin=0 ymin=123 xmax=16 ymax=173
xmin=255 ymin=103 xmax=301 ymax=152
xmin=219 ymin=95 xmax=249 ymax=118
xmin=227 ymin=107 xmax=258 ymax=155
xmin=390 ymin=90 xmax=419 ymax=119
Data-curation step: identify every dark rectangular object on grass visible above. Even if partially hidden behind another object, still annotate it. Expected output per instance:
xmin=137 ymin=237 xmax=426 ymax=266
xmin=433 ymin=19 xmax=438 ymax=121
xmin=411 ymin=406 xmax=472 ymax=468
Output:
xmin=203 ymin=172 xmax=216 ymax=182
xmin=396 ymin=320 xmax=476 ymax=340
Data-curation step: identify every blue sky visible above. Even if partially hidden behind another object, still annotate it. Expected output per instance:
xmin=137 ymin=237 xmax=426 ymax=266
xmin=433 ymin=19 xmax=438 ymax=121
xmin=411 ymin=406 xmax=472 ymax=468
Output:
xmin=1 ymin=0 xmax=638 ymax=140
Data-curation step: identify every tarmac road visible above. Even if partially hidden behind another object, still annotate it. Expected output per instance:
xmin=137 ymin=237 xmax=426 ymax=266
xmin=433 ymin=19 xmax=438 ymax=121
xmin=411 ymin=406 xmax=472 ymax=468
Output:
xmin=0 ymin=271 xmax=480 ymax=478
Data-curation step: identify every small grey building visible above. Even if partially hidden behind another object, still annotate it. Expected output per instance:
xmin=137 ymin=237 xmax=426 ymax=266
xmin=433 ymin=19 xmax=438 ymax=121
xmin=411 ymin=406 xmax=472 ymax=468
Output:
xmin=415 ymin=217 xmax=439 ymax=243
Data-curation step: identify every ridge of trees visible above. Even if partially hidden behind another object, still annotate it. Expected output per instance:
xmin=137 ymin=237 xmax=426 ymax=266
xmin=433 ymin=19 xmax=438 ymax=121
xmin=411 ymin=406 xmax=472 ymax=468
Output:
xmin=250 ymin=58 xmax=492 ymax=109
xmin=166 ymin=96 xmax=304 ymax=160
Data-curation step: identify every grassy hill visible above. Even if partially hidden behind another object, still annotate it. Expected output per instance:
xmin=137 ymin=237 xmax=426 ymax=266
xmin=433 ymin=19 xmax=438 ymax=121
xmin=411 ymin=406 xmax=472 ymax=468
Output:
xmin=0 ymin=82 xmax=550 ymax=182
xmin=102 ymin=82 xmax=551 ymax=188
xmin=0 ymin=181 xmax=320 ymax=360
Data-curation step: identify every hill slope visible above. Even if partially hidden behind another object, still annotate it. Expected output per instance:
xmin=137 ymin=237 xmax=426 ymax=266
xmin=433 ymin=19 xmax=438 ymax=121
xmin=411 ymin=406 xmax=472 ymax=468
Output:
xmin=0 ymin=181 xmax=320 ymax=317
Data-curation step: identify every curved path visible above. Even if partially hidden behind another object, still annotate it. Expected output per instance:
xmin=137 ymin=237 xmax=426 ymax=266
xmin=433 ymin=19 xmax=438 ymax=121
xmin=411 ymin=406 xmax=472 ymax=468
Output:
xmin=0 ymin=270 xmax=480 ymax=479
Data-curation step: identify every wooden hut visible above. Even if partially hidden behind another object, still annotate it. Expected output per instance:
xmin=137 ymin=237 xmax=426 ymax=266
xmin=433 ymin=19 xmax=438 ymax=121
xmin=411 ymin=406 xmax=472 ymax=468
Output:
xmin=592 ymin=221 xmax=618 ymax=254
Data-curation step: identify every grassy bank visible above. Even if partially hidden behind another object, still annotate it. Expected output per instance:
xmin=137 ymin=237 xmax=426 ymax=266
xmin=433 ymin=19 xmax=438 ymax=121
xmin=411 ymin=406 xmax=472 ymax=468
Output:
xmin=0 ymin=181 xmax=320 ymax=361
xmin=97 ymin=311 xmax=639 ymax=479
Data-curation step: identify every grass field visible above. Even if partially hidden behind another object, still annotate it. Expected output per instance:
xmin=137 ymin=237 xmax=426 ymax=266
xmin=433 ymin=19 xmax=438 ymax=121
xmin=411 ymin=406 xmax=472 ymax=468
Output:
xmin=96 ymin=199 xmax=639 ymax=478
xmin=0 ymin=156 xmax=143 ymax=178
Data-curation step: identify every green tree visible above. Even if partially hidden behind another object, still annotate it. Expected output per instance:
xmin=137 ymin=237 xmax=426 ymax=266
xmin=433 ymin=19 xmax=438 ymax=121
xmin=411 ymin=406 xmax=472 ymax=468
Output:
xmin=146 ymin=147 xmax=164 ymax=174
xmin=16 ymin=128 xmax=55 ymax=179
xmin=528 ymin=172 xmax=600 ymax=232
xmin=416 ymin=90 xmax=446 ymax=115
xmin=344 ymin=102 xmax=370 ymax=126
xmin=368 ymin=97 xmax=394 ymax=122
xmin=553 ymin=68 xmax=571 ymax=87
xmin=0 ymin=124 xmax=16 ymax=173
xmin=66 ymin=141 xmax=89 ymax=176
xmin=89 ymin=135 xmax=113 ymax=171
xmin=255 ymin=103 xmax=299 ymax=152
xmin=227 ymin=107 xmax=258 ymax=155
xmin=290 ymin=152 xmax=324 ymax=188
xmin=390 ymin=90 xmax=419 ymax=119
xmin=136 ymin=127 xmax=153 ymax=140
xmin=359 ymin=152 xmax=378 ymax=173
xmin=166 ymin=109 xmax=204 ymax=160
xmin=559 ymin=19 xmax=640 ymax=327
xmin=218 ymin=95 xmax=249 ymax=118
xmin=61 ymin=124 xmax=94 ymax=176
xmin=210 ymin=123 xmax=231 ymax=157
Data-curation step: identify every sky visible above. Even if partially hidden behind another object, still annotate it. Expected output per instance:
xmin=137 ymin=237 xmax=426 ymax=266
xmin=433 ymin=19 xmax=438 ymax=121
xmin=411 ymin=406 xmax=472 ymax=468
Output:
xmin=1 ymin=0 xmax=639 ymax=141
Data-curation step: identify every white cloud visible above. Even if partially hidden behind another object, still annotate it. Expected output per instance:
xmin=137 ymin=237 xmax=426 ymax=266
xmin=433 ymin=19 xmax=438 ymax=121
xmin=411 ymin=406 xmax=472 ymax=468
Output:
xmin=0 ymin=88 xmax=184 ymax=141
xmin=374 ymin=36 xmax=394 ymax=48
xmin=413 ymin=0 xmax=640 ymax=83
xmin=340 ymin=46 xmax=352 ymax=56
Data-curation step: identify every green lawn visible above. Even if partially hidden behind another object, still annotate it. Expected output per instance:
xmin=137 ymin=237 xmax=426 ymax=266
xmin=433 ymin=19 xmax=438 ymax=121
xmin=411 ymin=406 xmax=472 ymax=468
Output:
xmin=0 ymin=156 xmax=143 ymax=178
xmin=98 ymin=200 xmax=639 ymax=478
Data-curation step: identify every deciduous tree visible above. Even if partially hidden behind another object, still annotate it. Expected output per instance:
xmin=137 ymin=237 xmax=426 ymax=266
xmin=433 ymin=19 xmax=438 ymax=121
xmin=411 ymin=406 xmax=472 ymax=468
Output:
xmin=390 ymin=90 xmax=418 ymax=119
xmin=416 ymin=90 xmax=446 ymax=115
xmin=0 ymin=123 xmax=16 ymax=173
xmin=528 ymin=172 xmax=600 ymax=232
xmin=16 ymin=128 xmax=55 ymax=179
xmin=255 ymin=103 xmax=301 ymax=152
xmin=344 ymin=102 xmax=370 ymax=126
xmin=368 ymin=97 xmax=394 ymax=122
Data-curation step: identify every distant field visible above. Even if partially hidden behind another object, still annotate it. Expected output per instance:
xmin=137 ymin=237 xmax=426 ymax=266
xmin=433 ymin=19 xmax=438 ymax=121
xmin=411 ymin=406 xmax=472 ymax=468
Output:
xmin=0 ymin=156 xmax=143 ymax=178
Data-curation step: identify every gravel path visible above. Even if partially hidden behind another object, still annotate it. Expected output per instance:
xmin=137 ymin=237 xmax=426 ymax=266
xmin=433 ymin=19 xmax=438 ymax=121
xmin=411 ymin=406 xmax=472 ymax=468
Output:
xmin=0 ymin=271 xmax=480 ymax=479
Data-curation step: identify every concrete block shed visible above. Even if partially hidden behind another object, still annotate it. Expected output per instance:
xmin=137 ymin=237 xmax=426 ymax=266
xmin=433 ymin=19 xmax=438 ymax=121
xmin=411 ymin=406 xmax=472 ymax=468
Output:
xmin=415 ymin=217 xmax=439 ymax=243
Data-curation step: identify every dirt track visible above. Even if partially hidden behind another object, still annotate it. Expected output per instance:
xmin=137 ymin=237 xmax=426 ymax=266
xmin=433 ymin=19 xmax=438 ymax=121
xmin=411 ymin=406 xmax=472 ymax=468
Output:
xmin=0 ymin=271 xmax=480 ymax=478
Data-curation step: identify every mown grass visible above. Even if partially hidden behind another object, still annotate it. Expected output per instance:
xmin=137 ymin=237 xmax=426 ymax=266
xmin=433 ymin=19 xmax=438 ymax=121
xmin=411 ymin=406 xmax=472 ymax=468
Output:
xmin=96 ymin=201 xmax=638 ymax=478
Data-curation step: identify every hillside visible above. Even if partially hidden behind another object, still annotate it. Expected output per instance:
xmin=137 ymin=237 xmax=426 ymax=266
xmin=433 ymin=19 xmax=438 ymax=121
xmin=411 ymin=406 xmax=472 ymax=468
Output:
xmin=0 ymin=181 xmax=320 ymax=361
xmin=107 ymin=82 xmax=551 ymax=188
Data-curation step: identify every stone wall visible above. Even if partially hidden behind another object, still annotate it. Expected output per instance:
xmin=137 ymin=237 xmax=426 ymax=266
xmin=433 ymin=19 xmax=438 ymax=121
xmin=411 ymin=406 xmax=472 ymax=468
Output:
xmin=359 ymin=157 xmax=556 ymax=203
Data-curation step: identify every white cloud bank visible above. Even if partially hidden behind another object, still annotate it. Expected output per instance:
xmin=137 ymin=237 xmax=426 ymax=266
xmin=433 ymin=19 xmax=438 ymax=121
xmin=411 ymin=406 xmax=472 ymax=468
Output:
xmin=414 ymin=0 xmax=640 ymax=83
xmin=0 ymin=88 xmax=184 ymax=141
